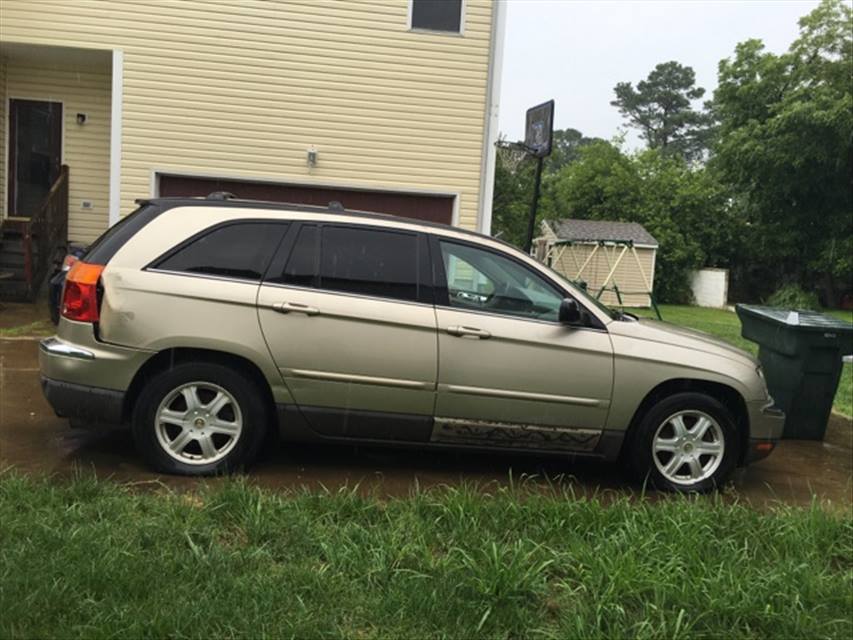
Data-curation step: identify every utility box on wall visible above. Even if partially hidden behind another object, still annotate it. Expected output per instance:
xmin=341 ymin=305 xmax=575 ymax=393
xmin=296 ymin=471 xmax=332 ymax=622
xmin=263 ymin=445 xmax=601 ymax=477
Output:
xmin=691 ymin=268 xmax=729 ymax=308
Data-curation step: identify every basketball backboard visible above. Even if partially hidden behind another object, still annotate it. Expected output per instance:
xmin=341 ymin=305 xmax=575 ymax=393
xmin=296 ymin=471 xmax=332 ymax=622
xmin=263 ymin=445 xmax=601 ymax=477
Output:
xmin=524 ymin=99 xmax=554 ymax=158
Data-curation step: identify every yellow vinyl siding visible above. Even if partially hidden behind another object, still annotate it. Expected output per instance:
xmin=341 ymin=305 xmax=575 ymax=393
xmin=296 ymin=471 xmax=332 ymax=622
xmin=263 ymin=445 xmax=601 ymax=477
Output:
xmin=550 ymin=243 xmax=657 ymax=308
xmin=1 ymin=0 xmax=494 ymax=231
xmin=4 ymin=64 xmax=111 ymax=242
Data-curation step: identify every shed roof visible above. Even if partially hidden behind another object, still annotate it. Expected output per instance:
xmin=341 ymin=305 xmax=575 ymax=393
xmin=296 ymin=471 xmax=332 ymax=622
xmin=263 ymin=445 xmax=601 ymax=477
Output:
xmin=546 ymin=219 xmax=659 ymax=247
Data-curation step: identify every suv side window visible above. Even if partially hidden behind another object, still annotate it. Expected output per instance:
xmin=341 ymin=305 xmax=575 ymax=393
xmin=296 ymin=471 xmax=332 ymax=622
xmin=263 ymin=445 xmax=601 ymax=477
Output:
xmin=280 ymin=224 xmax=319 ymax=288
xmin=153 ymin=222 xmax=287 ymax=281
xmin=438 ymin=240 xmax=564 ymax=321
xmin=268 ymin=224 xmax=422 ymax=303
xmin=320 ymin=226 xmax=420 ymax=302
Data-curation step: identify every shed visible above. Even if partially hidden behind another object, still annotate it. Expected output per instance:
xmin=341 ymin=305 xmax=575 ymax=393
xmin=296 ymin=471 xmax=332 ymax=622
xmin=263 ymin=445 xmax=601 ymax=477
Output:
xmin=537 ymin=219 xmax=659 ymax=308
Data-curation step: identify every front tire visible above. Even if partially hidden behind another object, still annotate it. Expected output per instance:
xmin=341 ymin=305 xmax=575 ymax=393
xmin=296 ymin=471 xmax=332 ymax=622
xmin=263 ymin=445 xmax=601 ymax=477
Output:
xmin=132 ymin=362 xmax=269 ymax=475
xmin=628 ymin=392 xmax=741 ymax=493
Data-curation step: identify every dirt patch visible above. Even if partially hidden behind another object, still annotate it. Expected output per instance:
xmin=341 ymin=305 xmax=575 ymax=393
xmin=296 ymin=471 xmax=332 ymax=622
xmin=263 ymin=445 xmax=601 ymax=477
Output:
xmin=1 ymin=339 xmax=850 ymax=506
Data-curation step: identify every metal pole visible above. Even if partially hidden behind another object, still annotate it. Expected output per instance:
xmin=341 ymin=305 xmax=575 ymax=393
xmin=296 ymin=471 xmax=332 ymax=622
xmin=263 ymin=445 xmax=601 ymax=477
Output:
xmin=523 ymin=155 xmax=544 ymax=254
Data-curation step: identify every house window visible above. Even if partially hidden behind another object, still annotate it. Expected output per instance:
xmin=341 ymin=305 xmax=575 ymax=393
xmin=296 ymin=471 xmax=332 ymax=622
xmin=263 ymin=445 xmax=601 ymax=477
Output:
xmin=410 ymin=0 xmax=463 ymax=34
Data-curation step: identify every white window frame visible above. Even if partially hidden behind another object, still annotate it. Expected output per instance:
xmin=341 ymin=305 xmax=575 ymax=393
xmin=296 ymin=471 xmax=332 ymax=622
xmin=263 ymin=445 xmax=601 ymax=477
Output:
xmin=407 ymin=0 xmax=466 ymax=36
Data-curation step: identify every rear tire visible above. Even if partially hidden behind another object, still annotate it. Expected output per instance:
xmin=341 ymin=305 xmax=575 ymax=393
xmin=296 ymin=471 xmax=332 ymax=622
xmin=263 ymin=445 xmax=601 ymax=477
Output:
xmin=628 ymin=392 xmax=741 ymax=493
xmin=131 ymin=362 xmax=268 ymax=475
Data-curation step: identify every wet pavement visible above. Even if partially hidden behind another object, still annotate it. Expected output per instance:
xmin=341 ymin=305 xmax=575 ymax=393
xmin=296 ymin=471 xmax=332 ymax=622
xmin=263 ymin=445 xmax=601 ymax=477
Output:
xmin=1 ymin=336 xmax=851 ymax=507
xmin=0 ymin=300 xmax=52 ymax=331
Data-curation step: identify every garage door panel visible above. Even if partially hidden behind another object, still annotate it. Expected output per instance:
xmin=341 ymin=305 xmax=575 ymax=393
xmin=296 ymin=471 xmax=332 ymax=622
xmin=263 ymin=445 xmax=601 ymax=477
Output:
xmin=158 ymin=174 xmax=454 ymax=224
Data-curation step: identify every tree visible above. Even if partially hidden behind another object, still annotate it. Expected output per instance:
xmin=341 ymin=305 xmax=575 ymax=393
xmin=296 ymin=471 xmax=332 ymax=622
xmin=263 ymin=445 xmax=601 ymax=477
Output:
xmin=546 ymin=128 xmax=603 ymax=173
xmin=612 ymin=61 xmax=712 ymax=160
xmin=710 ymin=0 xmax=853 ymax=304
xmin=491 ymin=156 xmax=536 ymax=247
xmin=545 ymin=142 xmax=735 ymax=302
xmin=492 ymin=128 xmax=600 ymax=247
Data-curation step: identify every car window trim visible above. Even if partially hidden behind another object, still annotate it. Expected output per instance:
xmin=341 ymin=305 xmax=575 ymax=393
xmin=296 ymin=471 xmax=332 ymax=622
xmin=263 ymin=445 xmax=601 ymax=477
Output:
xmin=260 ymin=281 xmax=437 ymax=310
xmin=429 ymin=234 xmax=607 ymax=331
xmin=263 ymin=220 xmax=434 ymax=306
xmin=144 ymin=268 xmax=267 ymax=287
xmin=144 ymin=218 xmax=290 ymax=282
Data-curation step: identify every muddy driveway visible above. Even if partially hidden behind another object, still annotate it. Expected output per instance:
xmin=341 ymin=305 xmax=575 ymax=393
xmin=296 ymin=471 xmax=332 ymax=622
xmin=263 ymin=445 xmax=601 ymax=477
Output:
xmin=1 ymin=337 xmax=851 ymax=506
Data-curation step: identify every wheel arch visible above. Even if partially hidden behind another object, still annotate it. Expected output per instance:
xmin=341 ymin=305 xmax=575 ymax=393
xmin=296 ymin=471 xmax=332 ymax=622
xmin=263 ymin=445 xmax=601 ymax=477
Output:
xmin=620 ymin=378 xmax=750 ymax=464
xmin=122 ymin=347 xmax=277 ymax=425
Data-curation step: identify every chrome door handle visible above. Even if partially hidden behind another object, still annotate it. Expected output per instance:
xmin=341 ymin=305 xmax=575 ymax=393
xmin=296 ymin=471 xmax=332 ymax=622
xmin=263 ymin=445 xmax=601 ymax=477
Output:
xmin=447 ymin=325 xmax=491 ymax=339
xmin=273 ymin=302 xmax=320 ymax=316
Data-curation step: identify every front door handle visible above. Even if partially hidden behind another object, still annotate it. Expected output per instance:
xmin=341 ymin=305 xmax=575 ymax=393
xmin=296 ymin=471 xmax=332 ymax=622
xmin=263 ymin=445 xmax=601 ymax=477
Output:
xmin=447 ymin=325 xmax=491 ymax=339
xmin=273 ymin=302 xmax=320 ymax=316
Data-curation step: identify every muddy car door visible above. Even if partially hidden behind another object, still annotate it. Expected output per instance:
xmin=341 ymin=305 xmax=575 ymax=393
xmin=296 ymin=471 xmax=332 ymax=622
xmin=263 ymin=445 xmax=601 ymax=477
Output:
xmin=429 ymin=237 xmax=614 ymax=453
xmin=257 ymin=222 xmax=438 ymax=441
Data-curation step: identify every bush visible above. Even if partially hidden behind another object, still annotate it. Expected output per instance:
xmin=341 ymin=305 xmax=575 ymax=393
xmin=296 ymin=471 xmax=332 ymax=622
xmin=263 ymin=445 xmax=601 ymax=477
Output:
xmin=765 ymin=284 xmax=821 ymax=310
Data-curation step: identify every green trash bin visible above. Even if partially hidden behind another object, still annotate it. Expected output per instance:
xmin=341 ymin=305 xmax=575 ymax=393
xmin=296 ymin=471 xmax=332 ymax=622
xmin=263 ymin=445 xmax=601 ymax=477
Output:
xmin=735 ymin=305 xmax=853 ymax=440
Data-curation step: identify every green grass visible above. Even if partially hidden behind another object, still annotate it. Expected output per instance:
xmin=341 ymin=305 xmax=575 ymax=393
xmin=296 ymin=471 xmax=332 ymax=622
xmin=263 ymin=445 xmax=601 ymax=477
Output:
xmin=0 ymin=320 xmax=53 ymax=337
xmin=0 ymin=472 xmax=850 ymax=639
xmin=628 ymin=305 xmax=853 ymax=417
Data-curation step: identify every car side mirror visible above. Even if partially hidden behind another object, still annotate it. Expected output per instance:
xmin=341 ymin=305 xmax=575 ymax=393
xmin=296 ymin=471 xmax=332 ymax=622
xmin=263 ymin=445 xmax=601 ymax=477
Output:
xmin=559 ymin=298 xmax=582 ymax=325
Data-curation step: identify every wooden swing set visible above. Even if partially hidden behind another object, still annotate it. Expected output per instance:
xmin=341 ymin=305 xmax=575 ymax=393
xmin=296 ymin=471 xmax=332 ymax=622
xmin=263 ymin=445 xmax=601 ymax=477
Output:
xmin=546 ymin=238 xmax=662 ymax=320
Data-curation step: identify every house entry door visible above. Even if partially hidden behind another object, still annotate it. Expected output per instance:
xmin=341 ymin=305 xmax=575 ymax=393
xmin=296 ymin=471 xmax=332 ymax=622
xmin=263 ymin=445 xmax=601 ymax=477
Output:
xmin=7 ymin=99 xmax=63 ymax=217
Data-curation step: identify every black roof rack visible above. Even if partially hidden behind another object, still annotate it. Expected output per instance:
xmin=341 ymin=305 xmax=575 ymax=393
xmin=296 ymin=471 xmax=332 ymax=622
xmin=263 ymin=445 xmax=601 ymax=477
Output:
xmin=131 ymin=194 xmax=515 ymax=249
xmin=205 ymin=191 xmax=237 ymax=201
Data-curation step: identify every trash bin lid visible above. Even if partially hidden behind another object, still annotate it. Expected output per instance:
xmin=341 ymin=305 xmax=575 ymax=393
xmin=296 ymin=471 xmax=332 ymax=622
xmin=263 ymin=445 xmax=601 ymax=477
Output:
xmin=737 ymin=305 xmax=853 ymax=332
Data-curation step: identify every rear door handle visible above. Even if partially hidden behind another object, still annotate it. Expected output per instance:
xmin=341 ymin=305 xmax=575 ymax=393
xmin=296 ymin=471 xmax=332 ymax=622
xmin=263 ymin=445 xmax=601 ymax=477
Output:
xmin=447 ymin=325 xmax=491 ymax=339
xmin=273 ymin=302 xmax=320 ymax=316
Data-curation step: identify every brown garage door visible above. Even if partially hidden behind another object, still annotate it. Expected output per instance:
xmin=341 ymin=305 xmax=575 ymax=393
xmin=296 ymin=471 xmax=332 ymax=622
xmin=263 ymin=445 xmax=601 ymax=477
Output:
xmin=158 ymin=175 xmax=455 ymax=225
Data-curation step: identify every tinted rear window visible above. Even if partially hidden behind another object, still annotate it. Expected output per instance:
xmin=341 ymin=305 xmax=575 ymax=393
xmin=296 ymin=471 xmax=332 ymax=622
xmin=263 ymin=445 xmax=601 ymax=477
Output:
xmin=153 ymin=222 xmax=287 ymax=281
xmin=83 ymin=204 xmax=164 ymax=265
xmin=267 ymin=224 xmax=421 ymax=302
xmin=278 ymin=225 xmax=319 ymax=288
xmin=320 ymin=226 xmax=419 ymax=302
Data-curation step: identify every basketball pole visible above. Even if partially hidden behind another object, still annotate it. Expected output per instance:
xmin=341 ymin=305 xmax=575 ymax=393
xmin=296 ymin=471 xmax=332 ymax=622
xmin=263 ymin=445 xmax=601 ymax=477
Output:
xmin=523 ymin=155 xmax=545 ymax=254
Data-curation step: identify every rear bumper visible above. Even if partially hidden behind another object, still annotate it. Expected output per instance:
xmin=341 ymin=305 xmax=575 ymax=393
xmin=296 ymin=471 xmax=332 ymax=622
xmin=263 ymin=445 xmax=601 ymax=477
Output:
xmin=40 ymin=376 xmax=125 ymax=426
xmin=39 ymin=324 xmax=153 ymax=427
xmin=744 ymin=400 xmax=785 ymax=464
xmin=38 ymin=323 xmax=152 ymax=391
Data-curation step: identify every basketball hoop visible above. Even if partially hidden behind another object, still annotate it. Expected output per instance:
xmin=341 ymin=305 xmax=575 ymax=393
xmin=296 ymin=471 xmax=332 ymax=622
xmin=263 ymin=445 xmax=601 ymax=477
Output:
xmin=495 ymin=140 xmax=533 ymax=174
xmin=498 ymin=99 xmax=555 ymax=253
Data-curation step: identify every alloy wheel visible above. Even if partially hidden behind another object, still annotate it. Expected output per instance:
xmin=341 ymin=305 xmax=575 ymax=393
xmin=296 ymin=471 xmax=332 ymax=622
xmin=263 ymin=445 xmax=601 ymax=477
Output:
xmin=154 ymin=381 xmax=243 ymax=465
xmin=652 ymin=410 xmax=725 ymax=486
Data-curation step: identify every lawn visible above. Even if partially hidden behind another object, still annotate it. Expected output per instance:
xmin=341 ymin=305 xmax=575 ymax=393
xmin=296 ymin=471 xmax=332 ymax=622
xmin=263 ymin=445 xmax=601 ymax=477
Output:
xmin=0 ymin=472 xmax=851 ymax=639
xmin=628 ymin=305 xmax=853 ymax=417
xmin=0 ymin=320 xmax=53 ymax=338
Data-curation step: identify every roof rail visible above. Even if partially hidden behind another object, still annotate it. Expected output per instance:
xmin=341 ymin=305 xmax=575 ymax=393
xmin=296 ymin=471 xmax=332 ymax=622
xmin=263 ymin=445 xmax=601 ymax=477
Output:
xmin=206 ymin=191 xmax=237 ymax=201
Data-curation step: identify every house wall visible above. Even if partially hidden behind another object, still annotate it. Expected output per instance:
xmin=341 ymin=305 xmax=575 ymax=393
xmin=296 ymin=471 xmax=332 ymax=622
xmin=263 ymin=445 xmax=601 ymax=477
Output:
xmin=1 ymin=0 xmax=494 ymax=233
xmin=0 ymin=57 xmax=6 ymax=219
xmin=549 ymin=243 xmax=656 ymax=308
xmin=3 ymin=63 xmax=111 ymax=242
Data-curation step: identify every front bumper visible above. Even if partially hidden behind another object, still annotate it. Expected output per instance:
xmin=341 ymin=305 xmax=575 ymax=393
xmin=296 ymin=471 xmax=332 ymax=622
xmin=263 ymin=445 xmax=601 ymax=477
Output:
xmin=744 ymin=399 xmax=785 ymax=464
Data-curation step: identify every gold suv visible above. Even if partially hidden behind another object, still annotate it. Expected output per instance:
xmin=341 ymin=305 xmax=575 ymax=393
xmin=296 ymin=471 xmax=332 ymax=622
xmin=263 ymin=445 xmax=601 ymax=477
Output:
xmin=39 ymin=197 xmax=784 ymax=492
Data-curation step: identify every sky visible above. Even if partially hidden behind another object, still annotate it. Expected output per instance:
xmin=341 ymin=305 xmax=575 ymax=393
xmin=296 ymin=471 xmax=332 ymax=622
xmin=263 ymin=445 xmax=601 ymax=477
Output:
xmin=497 ymin=0 xmax=822 ymax=148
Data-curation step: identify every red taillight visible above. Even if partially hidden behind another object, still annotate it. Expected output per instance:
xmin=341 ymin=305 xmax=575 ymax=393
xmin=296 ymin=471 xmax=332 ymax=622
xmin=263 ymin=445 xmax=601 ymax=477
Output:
xmin=61 ymin=262 xmax=105 ymax=322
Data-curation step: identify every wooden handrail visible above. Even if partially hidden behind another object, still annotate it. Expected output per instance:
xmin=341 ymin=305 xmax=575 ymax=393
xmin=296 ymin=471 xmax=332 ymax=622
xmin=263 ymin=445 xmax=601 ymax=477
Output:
xmin=22 ymin=165 xmax=69 ymax=298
